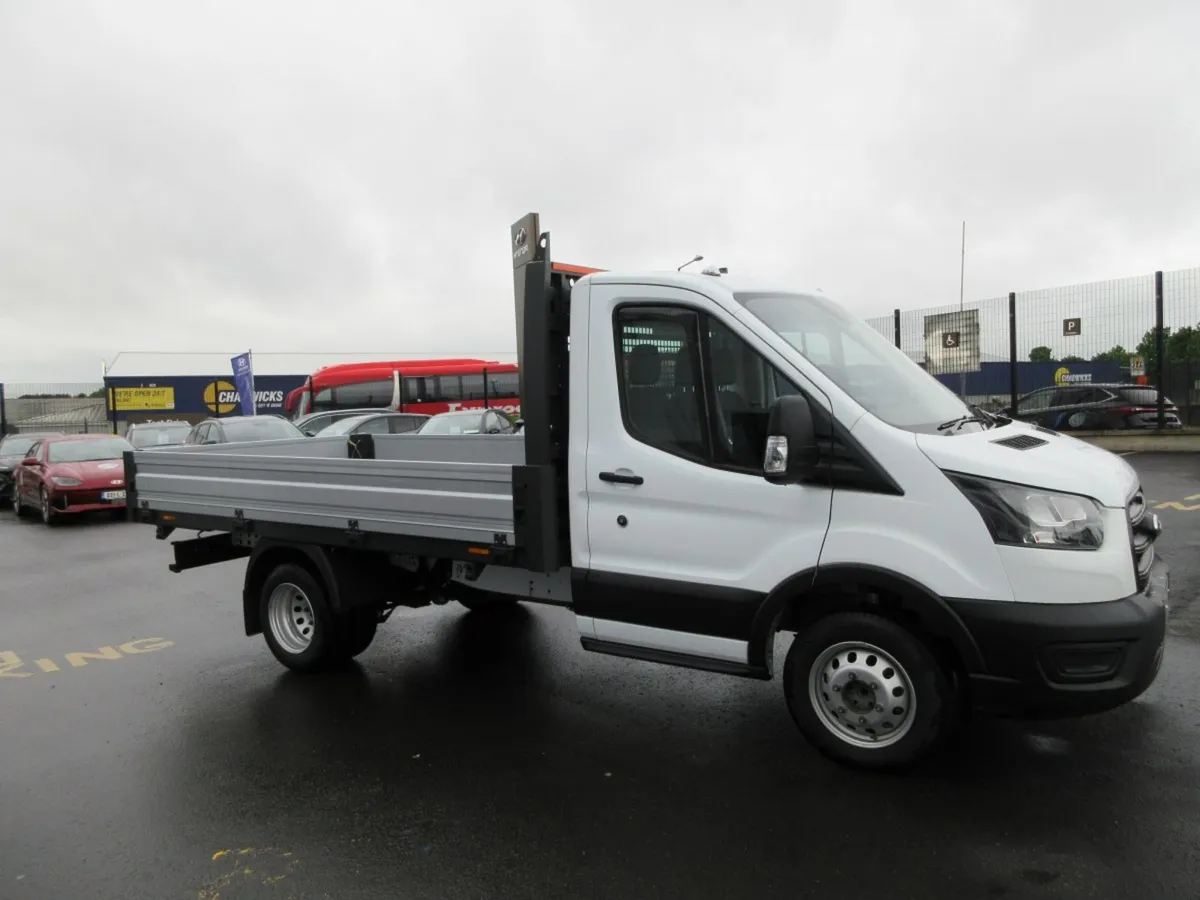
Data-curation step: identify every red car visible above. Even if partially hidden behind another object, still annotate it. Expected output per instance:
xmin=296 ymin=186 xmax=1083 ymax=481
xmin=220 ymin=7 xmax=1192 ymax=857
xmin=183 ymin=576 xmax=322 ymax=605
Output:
xmin=10 ymin=434 xmax=134 ymax=525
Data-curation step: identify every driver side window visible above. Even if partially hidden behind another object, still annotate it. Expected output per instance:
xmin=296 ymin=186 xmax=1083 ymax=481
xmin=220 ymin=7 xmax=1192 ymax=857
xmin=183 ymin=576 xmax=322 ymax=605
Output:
xmin=706 ymin=316 xmax=805 ymax=472
xmin=613 ymin=305 xmax=816 ymax=474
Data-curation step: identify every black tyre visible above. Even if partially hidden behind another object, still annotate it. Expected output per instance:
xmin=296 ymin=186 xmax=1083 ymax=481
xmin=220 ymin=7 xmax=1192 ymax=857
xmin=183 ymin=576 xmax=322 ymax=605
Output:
xmin=12 ymin=486 xmax=28 ymax=518
xmin=337 ymin=608 xmax=379 ymax=659
xmin=39 ymin=487 xmax=58 ymax=527
xmin=783 ymin=612 xmax=959 ymax=772
xmin=260 ymin=563 xmax=340 ymax=672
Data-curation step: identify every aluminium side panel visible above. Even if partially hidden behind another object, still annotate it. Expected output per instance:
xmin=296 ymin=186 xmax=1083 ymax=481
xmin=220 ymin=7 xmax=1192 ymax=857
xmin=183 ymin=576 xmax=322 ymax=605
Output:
xmin=133 ymin=450 xmax=516 ymax=545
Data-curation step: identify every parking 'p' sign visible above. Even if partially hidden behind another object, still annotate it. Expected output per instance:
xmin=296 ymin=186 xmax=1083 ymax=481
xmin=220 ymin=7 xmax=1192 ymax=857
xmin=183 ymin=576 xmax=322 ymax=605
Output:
xmin=1063 ymin=317 xmax=1081 ymax=337
xmin=941 ymin=332 xmax=960 ymax=349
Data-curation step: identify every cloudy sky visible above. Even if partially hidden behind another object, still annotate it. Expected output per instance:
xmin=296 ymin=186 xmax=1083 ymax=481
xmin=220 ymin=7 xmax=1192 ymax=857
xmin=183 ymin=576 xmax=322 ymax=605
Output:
xmin=1 ymin=0 xmax=1198 ymax=384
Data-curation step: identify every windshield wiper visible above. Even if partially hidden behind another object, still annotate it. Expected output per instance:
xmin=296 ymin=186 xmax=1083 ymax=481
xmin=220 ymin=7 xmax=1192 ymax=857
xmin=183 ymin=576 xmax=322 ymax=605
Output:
xmin=937 ymin=415 xmax=987 ymax=432
xmin=938 ymin=405 xmax=1006 ymax=432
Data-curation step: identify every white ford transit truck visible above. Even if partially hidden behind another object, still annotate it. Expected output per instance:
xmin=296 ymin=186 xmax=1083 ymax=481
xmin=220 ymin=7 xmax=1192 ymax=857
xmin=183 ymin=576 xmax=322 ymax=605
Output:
xmin=124 ymin=213 xmax=1170 ymax=770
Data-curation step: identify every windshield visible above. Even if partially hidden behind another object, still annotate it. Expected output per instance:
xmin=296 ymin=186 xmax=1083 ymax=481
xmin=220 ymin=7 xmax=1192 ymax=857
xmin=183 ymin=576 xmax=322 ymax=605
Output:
xmin=220 ymin=417 xmax=304 ymax=442
xmin=48 ymin=437 xmax=133 ymax=463
xmin=735 ymin=292 xmax=974 ymax=431
xmin=418 ymin=413 xmax=483 ymax=435
xmin=0 ymin=435 xmax=41 ymax=457
xmin=129 ymin=424 xmax=192 ymax=448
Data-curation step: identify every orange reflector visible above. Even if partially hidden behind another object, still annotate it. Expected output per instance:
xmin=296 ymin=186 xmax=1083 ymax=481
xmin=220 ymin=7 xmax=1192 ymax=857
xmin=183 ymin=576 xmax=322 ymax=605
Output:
xmin=162 ymin=514 xmax=176 ymax=521
xmin=468 ymin=547 xmax=490 ymax=556
xmin=552 ymin=262 xmax=605 ymax=276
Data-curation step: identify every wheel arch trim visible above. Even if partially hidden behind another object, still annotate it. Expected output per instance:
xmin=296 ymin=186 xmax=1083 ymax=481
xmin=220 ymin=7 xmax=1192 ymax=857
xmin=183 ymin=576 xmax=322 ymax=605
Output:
xmin=749 ymin=564 xmax=986 ymax=675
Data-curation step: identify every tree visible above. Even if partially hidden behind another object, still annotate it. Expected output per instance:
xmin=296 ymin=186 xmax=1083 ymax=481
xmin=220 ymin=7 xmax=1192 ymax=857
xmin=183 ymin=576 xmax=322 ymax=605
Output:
xmin=1135 ymin=324 xmax=1200 ymax=374
xmin=1060 ymin=355 xmax=1086 ymax=363
xmin=1029 ymin=346 xmax=1053 ymax=363
xmin=1092 ymin=345 xmax=1130 ymax=364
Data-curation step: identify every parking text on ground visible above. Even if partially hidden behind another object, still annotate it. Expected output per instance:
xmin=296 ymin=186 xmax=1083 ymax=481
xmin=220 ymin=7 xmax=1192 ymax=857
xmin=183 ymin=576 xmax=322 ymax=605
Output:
xmin=0 ymin=638 xmax=174 ymax=680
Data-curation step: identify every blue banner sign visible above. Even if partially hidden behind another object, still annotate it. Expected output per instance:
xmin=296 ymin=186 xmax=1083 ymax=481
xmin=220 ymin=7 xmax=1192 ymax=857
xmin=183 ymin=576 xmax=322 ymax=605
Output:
xmin=231 ymin=352 xmax=256 ymax=416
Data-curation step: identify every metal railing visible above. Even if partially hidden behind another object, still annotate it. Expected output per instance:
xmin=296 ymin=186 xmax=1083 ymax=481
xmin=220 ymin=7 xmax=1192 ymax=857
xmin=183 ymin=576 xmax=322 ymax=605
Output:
xmin=864 ymin=266 xmax=1200 ymax=427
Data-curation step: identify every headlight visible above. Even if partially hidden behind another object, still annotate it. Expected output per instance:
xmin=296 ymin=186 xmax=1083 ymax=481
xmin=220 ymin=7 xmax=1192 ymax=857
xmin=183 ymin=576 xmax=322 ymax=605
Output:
xmin=51 ymin=476 xmax=83 ymax=486
xmin=945 ymin=472 xmax=1104 ymax=550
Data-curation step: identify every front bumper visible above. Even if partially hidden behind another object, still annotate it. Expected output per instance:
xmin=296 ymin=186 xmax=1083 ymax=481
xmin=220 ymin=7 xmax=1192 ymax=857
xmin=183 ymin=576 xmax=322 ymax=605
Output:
xmin=50 ymin=488 xmax=127 ymax=514
xmin=946 ymin=559 xmax=1169 ymax=718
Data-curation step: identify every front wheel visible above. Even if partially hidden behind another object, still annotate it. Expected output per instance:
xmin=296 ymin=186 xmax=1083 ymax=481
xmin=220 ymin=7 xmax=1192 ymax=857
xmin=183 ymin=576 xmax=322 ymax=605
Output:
xmin=783 ymin=612 xmax=959 ymax=771
xmin=40 ymin=487 xmax=58 ymax=527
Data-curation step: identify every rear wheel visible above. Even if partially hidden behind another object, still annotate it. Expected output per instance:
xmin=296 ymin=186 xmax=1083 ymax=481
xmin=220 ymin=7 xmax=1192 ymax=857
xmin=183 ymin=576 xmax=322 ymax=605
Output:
xmin=337 ymin=607 xmax=379 ymax=659
xmin=260 ymin=563 xmax=340 ymax=672
xmin=12 ymin=485 xmax=27 ymax=518
xmin=783 ymin=611 xmax=959 ymax=771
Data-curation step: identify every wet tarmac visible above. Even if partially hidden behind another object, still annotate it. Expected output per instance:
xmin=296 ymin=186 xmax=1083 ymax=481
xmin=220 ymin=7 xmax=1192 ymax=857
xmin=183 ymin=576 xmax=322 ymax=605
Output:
xmin=1 ymin=453 xmax=1198 ymax=899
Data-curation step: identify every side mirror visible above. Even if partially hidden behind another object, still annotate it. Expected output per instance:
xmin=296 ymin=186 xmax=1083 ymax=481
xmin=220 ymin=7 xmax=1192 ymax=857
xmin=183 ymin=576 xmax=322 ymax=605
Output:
xmin=763 ymin=395 xmax=821 ymax=485
xmin=21 ymin=456 xmax=37 ymax=466
xmin=303 ymin=429 xmax=317 ymax=437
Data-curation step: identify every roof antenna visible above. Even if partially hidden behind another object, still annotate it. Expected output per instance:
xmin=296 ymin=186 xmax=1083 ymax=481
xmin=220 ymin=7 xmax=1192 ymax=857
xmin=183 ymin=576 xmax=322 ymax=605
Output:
xmin=677 ymin=254 xmax=703 ymax=272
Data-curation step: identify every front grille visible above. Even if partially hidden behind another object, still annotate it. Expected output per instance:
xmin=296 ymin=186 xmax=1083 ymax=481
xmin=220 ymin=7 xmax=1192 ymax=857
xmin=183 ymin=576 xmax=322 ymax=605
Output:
xmin=1127 ymin=488 xmax=1159 ymax=593
xmin=61 ymin=489 xmax=124 ymax=508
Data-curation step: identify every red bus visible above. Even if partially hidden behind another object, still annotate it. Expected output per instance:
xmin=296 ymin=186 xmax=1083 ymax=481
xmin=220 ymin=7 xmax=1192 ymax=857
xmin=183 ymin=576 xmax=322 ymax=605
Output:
xmin=286 ymin=358 xmax=522 ymax=420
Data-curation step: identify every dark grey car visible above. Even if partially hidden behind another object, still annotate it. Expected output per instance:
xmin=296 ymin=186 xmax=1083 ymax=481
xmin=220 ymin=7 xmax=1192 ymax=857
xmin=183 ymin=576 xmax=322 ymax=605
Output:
xmin=184 ymin=416 xmax=306 ymax=445
xmin=0 ymin=432 xmax=64 ymax=501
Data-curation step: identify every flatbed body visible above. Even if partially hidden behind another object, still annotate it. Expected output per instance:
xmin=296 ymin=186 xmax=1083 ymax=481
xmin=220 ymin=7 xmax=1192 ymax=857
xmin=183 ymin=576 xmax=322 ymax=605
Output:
xmin=128 ymin=433 xmax=526 ymax=558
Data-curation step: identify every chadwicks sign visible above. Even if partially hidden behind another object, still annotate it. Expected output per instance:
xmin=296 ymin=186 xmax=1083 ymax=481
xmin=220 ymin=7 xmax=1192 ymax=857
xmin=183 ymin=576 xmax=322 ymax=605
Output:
xmin=203 ymin=380 xmax=286 ymax=415
xmin=1053 ymin=367 xmax=1093 ymax=385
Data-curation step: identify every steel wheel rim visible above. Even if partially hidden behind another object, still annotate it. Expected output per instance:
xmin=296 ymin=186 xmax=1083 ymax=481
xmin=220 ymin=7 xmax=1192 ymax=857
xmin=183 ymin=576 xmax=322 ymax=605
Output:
xmin=808 ymin=640 xmax=916 ymax=749
xmin=267 ymin=582 xmax=316 ymax=655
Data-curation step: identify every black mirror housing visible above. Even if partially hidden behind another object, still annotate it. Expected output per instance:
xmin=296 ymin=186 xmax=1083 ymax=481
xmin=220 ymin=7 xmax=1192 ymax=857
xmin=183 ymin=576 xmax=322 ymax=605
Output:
xmin=763 ymin=394 xmax=821 ymax=484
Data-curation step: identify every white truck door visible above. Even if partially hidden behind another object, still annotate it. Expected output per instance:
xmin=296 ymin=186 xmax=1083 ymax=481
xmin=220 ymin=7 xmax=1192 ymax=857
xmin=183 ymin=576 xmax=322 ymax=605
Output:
xmin=575 ymin=282 xmax=834 ymax=670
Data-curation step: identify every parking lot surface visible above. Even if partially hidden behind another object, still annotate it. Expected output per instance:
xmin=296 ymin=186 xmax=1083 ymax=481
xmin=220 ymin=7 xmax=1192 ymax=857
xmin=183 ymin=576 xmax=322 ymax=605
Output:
xmin=1 ymin=452 xmax=1199 ymax=900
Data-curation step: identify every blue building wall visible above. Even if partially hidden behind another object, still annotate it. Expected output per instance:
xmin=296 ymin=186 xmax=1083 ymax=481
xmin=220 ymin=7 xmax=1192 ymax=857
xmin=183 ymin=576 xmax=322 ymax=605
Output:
xmin=104 ymin=374 xmax=308 ymax=422
xmin=931 ymin=361 xmax=1124 ymax=397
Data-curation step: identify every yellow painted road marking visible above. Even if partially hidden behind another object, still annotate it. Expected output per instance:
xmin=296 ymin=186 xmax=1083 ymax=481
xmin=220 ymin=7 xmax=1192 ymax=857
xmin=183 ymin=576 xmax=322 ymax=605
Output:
xmin=64 ymin=646 xmax=123 ymax=668
xmin=1154 ymin=493 xmax=1200 ymax=511
xmin=0 ymin=639 xmax=173 ymax=683
xmin=198 ymin=847 xmax=301 ymax=899
xmin=0 ymin=651 xmax=32 ymax=679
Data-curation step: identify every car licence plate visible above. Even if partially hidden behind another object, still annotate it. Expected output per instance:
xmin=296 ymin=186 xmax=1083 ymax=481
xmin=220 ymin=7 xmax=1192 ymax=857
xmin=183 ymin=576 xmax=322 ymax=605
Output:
xmin=101 ymin=491 xmax=126 ymax=501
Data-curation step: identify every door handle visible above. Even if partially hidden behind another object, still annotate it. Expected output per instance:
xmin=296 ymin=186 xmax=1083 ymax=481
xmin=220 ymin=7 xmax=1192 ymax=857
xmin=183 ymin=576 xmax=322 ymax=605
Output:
xmin=599 ymin=471 xmax=644 ymax=485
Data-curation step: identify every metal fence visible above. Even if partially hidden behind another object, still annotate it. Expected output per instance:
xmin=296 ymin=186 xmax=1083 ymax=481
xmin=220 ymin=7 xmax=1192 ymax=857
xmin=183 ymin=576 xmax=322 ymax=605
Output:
xmin=0 ymin=383 xmax=111 ymax=436
xmin=865 ymin=266 xmax=1200 ymax=428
